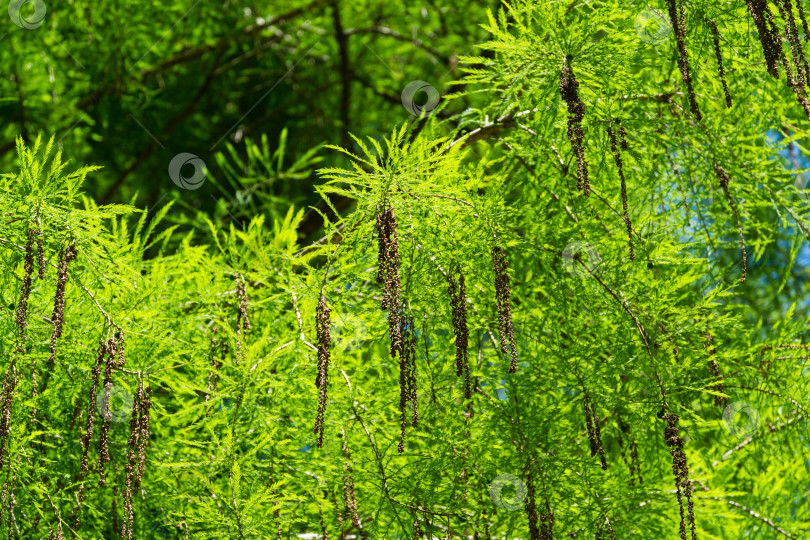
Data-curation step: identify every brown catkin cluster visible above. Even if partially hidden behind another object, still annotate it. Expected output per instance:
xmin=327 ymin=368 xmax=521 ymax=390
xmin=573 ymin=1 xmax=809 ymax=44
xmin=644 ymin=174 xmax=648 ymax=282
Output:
xmin=413 ymin=517 xmax=423 ymax=539
xmin=15 ymin=229 xmax=36 ymax=352
xmin=597 ymin=517 xmax=617 ymax=540
xmin=747 ymin=1 xmax=782 ymax=77
xmin=319 ymin=501 xmax=329 ymax=540
xmin=122 ymin=380 xmax=152 ymax=540
xmin=713 ymin=164 xmax=747 ymax=283
xmin=704 ymin=333 xmax=726 ymax=408
xmin=663 ymin=413 xmax=697 ymax=540
xmin=492 ymin=247 xmax=518 ymax=372
xmin=397 ymin=316 xmax=418 ymax=453
xmin=99 ymin=334 xmax=125 ymax=486
xmin=235 ymin=274 xmax=252 ymax=366
xmin=582 ymin=389 xmax=607 ymax=470
xmin=341 ymin=437 xmax=361 ymax=529
xmin=559 ymin=62 xmax=590 ymax=195
xmin=47 ymin=242 xmax=77 ymax=367
xmin=525 ymin=469 xmax=540 ymax=540
xmin=617 ymin=418 xmax=643 ymax=487
xmin=538 ymin=500 xmax=554 ymax=540
xmin=447 ymin=265 xmax=471 ymax=398
xmin=776 ymin=0 xmax=809 ymax=86
xmin=0 ymin=366 xmax=19 ymax=471
xmin=80 ymin=337 xmax=110 ymax=475
xmin=35 ymin=230 xmax=45 ymax=280
xmin=313 ymin=293 xmax=332 ymax=448
xmin=376 ymin=205 xmax=403 ymax=356
xmin=1 ymin=475 xmax=16 ymax=537
xmin=205 ymin=327 xmax=225 ymax=416
xmin=707 ymin=19 xmax=733 ymax=108
xmin=666 ymin=0 xmax=702 ymax=121
xmin=607 ymin=121 xmax=635 ymax=261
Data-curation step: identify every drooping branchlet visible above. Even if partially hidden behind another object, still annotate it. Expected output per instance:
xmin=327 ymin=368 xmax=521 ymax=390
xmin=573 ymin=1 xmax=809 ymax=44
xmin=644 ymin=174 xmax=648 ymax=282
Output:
xmin=663 ymin=412 xmax=697 ymax=540
xmin=707 ymin=19 xmax=733 ymax=108
xmin=713 ymin=164 xmax=747 ymax=283
xmin=447 ymin=265 xmax=471 ymax=398
xmin=313 ymin=293 xmax=332 ymax=448
xmin=235 ymin=273 xmax=252 ymax=366
xmin=492 ymin=247 xmax=518 ymax=372
xmin=376 ymin=204 xmax=403 ymax=356
xmin=666 ymin=0 xmax=702 ymax=120
xmin=559 ymin=61 xmax=590 ymax=195
xmin=607 ymin=121 xmax=635 ymax=261
xmin=525 ymin=469 xmax=540 ymax=540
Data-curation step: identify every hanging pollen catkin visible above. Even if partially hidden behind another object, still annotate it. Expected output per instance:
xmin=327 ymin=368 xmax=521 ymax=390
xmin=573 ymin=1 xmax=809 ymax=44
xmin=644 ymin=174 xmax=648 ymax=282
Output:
xmin=47 ymin=242 xmax=77 ymax=368
xmin=664 ymin=412 xmax=697 ymax=540
xmin=582 ymin=389 xmax=607 ymax=469
xmin=397 ymin=315 xmax=418 ymax=453
xmin=713 ymin=164 xmax=747 ymax=283
xmin=747 ymin=0 xmax=782 ymax=77
xmin=15 ymin=229 xmax=36 ymax=352
xmin=539 ymin=499 xmax=554 ymax=540
xmin=524 ymin=469 xmax=540 ymax=540
xmin=559 ymin=61 xmax=590 ymax=195
xmin=341 ymin=437 xmax=361 ymax=529
xmin=98 ymin=335 xmax=122 ymax=486
xmin=235 ymin=274 xmax=252 ymax=366
xmin=607 ymin=122 xmax=635 ymax=261
xmin=313 ymin=293 xmax=332 ymax=448
xmin=666 ymin=0 xmax=702 ymax=120
xmin=492 ymin=247 xmax=518 ymax=372
xmin=80 ymin=337 xmax=109 ymax=475
xmin=707 ymin=19 xmax=733 ymax=108
xmin=447 ymin=265 xmax=471 ymax=398
xmin=376 ymin=205 xmax=403 ymax=356
xmin=205 ymin=327 xmax=224 ymax=416
xmin=0 ymin=365 xmax=19 ymax=471
xmin=704 ymin=333 xmax=727 ymax=408
xmin=122 ymin=379 xmax=153 ymax=540
xmin=35 ymin=230 xmax=45 ymax=280
xmin=776 ymin=0 xmax=809 ymax=87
